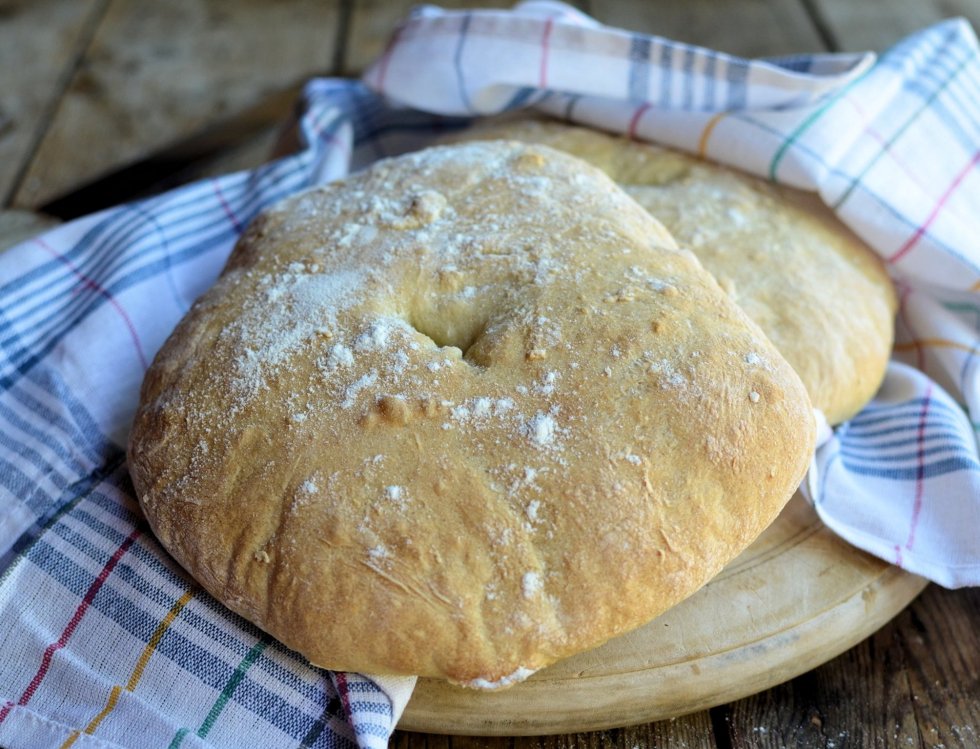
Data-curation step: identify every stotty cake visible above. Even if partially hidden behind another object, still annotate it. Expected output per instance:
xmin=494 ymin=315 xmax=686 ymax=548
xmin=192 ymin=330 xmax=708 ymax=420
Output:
xmin=128 ymin=141 xmax=815 ymax=687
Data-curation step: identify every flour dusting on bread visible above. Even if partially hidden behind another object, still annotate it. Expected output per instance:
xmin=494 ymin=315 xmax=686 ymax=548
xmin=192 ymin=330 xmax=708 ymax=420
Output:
xmin=128 ymin=140 xmax=814 ymax=686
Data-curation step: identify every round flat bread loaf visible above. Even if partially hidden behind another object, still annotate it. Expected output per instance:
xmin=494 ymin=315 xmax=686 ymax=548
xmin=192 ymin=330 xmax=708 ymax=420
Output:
xmin=449 ymin=118 xmax=897 ymax=424
xmin=128 ymin=141 xmax=814 ymax=686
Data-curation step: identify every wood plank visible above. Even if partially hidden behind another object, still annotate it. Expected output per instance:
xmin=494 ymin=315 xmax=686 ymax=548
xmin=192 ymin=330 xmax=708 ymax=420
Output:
xmin=12 ymin=0 xmax=342 ymax=209
xmin=587 ymin=0 xmax=829 ymax=57
xmin=392 ymin=713 xmax=717 ymax=749
xmin=147 ymin=126 xmax=282 ymax=193
xmin=510 ymin=716 xmax=718 ymax=749
xmin=809 ymin=0 xmax=980 ymax=51
xmin=342 ymin=0 xmax=589 ymax=75
xmin=896 ymin=586 xmax=980 ymax=748
xmin=721 ymin=622 xmax=922 ymax=747
xmin=41 ymin=83 xmax=304 ymax=219
xmin=0 ymin=0 xmax=106 ymax=206
xmin=446 ymin=733 xmax=523 ymax=749
xmin=720 ymin=585 xmax=980 ymax=747
xmin=392 ymin=731 xmax=455 ymax=749
xmin=0 ymin=210 xmax=60 ymax=253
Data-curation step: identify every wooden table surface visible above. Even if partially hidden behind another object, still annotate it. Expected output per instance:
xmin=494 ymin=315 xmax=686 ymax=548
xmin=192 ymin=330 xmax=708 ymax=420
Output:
xmin=3 ymin=1 xmax=979 ymax=747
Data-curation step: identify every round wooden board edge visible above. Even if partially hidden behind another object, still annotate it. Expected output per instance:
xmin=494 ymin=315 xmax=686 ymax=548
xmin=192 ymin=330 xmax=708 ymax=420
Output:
xmin=398 ymin=567 xmax=927 ymax=736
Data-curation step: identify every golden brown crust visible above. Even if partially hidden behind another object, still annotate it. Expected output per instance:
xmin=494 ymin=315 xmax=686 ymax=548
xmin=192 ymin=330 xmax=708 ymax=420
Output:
xmin=128 ymin=141 xmax=814 ymax=686
xmin=449 ymin=118 xmax=897 ymax=424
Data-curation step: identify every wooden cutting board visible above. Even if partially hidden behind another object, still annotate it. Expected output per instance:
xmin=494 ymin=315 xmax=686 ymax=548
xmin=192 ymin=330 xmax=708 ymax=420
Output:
xmin=399 ymin=492 xmax=927 ymax=735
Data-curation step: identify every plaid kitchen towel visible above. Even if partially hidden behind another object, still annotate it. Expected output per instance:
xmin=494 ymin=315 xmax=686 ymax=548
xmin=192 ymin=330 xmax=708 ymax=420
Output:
xmin=1 ymin=3 xmax=979 ymax=748
xmin=360 ymin=0 xmax=980 ymax=587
